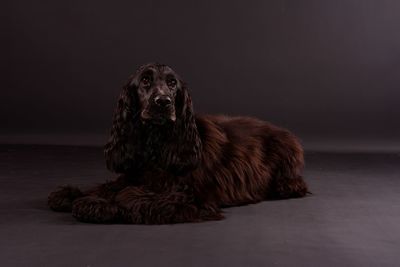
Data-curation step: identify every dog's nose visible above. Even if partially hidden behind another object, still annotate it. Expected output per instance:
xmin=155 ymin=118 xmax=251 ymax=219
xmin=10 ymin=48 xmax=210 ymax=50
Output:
xmin=154 ymin=95 xmax=172 ymax=107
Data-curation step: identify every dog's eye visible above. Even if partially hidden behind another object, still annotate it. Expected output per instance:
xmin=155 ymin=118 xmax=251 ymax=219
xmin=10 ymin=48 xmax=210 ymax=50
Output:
xmin=167 ymin=79 xmax=177 ymax=87
xmin=141 ymin=76 xmax=151 ymax=86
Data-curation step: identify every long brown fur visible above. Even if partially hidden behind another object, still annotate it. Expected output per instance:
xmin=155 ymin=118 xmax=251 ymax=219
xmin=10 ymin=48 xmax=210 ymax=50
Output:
xmin=48 ymin=63 xmax=309 ymax=224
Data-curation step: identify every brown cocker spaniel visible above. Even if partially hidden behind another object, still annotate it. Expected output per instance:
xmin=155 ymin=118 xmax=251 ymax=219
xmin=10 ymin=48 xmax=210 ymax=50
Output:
xmin=48 ymin=63 xmax=309 ymax=224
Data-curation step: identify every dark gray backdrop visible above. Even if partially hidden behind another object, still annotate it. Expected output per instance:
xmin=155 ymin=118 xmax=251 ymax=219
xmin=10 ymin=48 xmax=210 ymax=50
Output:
xmin=2 ymin=0 xmax=400 ymax=150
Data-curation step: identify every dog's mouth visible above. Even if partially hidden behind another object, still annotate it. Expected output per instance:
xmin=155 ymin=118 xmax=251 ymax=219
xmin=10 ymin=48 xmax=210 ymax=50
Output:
xmin=140 ymin=109 xmax=176 ymax=125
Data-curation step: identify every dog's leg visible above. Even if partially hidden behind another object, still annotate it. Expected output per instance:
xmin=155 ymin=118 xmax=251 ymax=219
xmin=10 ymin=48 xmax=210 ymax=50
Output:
xmin=48 ymin=175 xmax=130 ymax=213
xmin=69 ymin=175 xmax=136 ymax=223
xmin=71 ymin=196 xmax=125 ymax=223
xmin=115 ymin=186 xmax=223 ymax=224
xmin=270 ymin=175 xmax=309 ymax=199
xmin=264 ymin=129 xmax=310 ymax=199
xmin=48 ymin=185 xmax=84 ymax=212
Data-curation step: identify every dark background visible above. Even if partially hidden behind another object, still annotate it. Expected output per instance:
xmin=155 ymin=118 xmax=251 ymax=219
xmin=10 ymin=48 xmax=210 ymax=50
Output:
xmin=2 ymin=0 xmax=400 ymax=151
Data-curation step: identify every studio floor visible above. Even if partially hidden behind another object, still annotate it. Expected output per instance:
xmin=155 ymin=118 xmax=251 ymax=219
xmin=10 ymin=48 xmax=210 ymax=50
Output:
xmin=0 ymin=145 xmax=399 ymax=267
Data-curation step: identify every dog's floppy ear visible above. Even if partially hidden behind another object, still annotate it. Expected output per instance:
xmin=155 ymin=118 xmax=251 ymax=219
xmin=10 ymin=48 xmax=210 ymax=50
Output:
xmin=104 ymin=79 xmax=139 ymax=173
xmin=176 ymin=81 xmax=193 ymax=117
xmin=169 ymin=83 xmax=202 ymax=175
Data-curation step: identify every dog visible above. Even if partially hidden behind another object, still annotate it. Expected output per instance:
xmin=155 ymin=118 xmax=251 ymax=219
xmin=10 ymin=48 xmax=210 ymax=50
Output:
xmin=48 ymin=63 xmax=309 ymax=224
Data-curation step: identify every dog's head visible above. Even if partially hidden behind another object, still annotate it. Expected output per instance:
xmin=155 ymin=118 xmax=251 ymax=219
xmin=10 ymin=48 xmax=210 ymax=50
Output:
xmin=105 ymin=63 xmax=201 ymax=174
xmin=126 ymin=63 xmax=189 ymax=125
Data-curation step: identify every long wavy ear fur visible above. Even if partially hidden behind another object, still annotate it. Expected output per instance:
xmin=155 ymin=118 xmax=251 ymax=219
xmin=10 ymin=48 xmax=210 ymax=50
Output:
xmin=168 ymin=83 xmax=202 ymax=175
xmin=104 ymin=81 xmax=139 ymax=173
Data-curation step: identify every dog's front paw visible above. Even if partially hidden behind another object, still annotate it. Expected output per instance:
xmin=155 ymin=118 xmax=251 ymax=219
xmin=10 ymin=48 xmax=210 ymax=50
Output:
xmin=72 ymin=196 xmax=121 ymax=223
xmin=48 ymin=185 xmax=83 ymax=212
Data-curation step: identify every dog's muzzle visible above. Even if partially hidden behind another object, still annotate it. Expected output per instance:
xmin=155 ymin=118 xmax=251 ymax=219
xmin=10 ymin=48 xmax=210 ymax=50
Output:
xmin=141 ymin=95 xmax=176 ymax=124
